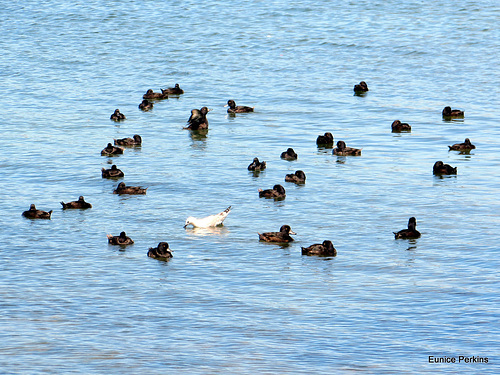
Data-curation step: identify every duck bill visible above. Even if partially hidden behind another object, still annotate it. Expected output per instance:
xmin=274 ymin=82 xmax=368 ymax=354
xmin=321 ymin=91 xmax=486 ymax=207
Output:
xmin=290 ymin=230 xmax=297 ymax=235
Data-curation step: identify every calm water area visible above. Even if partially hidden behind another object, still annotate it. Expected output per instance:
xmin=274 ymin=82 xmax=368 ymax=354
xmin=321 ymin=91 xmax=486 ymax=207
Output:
xmin=1 ymin=0 xmax=499 ymax=373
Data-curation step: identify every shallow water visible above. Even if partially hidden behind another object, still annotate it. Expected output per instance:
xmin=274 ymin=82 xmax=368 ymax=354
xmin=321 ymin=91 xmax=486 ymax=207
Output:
xmin=1 ymin=0 xmax=499 ymax=373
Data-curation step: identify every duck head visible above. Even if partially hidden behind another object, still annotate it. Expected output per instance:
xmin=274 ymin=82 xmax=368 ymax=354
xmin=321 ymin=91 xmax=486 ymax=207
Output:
xmin=280 ymin=225 xmax=296 ymax=235
xmin=295 ymin=170 xmax=306 ymax=180
xmin=408 ymin=217 xmax=417 ymax=230
xmin=273 ymin=184 xmax=286 ymax=195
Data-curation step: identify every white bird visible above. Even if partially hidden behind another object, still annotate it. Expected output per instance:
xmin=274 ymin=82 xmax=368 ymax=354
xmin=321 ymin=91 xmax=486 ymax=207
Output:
xmin=184 ymin=206 xmax=232 ymax=228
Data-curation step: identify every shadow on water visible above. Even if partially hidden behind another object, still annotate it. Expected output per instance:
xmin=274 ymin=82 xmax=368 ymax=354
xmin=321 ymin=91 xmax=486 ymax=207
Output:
xmin=258 ymin=240 xmax=292 ymax=250
xmin=108 ymin=243 xmax=132 ymax=252
xmin=316 ymin=148 xmax=332 ymax=155
xmin=433 ymin=174 xmax=457 ymax=185
xmin=406 ymin=238 xmax=418 ymax=248
xmin=189 ymin=130 xmax=208 ymax=150
xmin=302 ymin=254 xmax=337 ymax=260
xmin=335 ymin=156 xmax=347 ymax=164
xmin=189 ymin=129 xmax=208 ymax=140
xmin=353 ymin=92 xmax=368 ymax=97
xmin=248 ymin=170 xmax=265 ymax=179
xmin=449 ymin=150 xmax=473 ymax=157
xmin=442 ymin=118 xmax=464 ymax=123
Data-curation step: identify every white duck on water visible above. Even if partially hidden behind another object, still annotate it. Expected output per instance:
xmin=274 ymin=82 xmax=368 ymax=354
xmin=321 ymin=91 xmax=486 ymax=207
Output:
xmin=184 ymin=206 xmax=232 ymax=228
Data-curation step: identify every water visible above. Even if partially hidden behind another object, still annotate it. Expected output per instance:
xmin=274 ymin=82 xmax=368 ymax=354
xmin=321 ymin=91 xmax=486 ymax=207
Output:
xmin=1 ymin=0 xmax=499 ymax=373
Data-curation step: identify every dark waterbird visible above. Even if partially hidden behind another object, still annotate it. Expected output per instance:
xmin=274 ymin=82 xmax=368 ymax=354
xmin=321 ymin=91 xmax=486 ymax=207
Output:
xmin=107 ymin=231 xmax=134 ymax=246
xmin=448 ymin=138 xmax=475 ymax=152
xmin=394 ymin=217 xmax=421 ymax=239
xmin=301 ymin=240 xmax=337 ymax=256
xmin=353 ymin=81 xmax=369 ymax=93
xmin=442 ymin=106 xmax=464 ymax=118
xmin=101 ymin=143 xmax=124 ymax=156
xmin=258 ymin=225 xmax=296 ymax=243
xmin=433 ymin=161 xmax=457 ymax=175
xmin=147 ymin=242 xmax=173 ymax=260
xmin=110 ymin=109 xmax=126 ymax=121
xmin=258 ymin=184 xmax=286 ymax=199
xmin=391 ymin=120 xmax=411 ymax=133
xmin=60 ymin=196 xmax=92 ymax=209
xmin=114 ymin=134 xmax=142 ymax=146
xmin=139 ymin=99 xmax=153 ymax=111
xmin=113 ymin=182 xmax=147 ymax=195
xmin=280 ymin=148 xmax=298 ymax=160
xmin=333 ymin=140 xmax=362 ymax=156
xmin=316 ymin=132 xmax=334 ymax=147
xmin=102 ymin=164 xmax=124 ymax=179
xmin=143 ymin=89 xmax=168 ymax=100
xmin=164 ymin=83 xmax=184 ymax=95
xmin=225 ymin=99 xmax=254 ymax=113
xmin=285 ymin=170 xmax=306 ymax=184
xmin=248 ymin=157 xmax=266 ymax=171
xmin=22 ymin=204 xmax=52 ymax=219
xmin=186 ymin=107 xmax=211 ymax=130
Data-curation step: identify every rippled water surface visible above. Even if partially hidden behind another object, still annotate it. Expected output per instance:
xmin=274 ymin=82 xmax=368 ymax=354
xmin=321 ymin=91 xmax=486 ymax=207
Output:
xmin=1 ymin=0 xmax=499 ymax=373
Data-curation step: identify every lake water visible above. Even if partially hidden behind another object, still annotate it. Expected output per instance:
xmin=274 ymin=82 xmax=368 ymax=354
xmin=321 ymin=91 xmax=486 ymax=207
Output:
xmin=1 ymin=0 xmax=498 ymax=373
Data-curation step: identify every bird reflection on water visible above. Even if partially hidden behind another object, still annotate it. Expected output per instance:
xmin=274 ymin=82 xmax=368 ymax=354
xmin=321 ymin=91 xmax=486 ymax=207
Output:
xmin=184 ymin=226 xmax=230 ymax=237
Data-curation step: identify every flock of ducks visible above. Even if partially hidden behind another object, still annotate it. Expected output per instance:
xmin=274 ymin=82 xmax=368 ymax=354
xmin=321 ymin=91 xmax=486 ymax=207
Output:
xmin=22 ymin=81 xmax=474 ymax=258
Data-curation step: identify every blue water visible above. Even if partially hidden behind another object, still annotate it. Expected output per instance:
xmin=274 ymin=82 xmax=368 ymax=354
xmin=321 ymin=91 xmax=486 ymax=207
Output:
xmin=1 ymin=0 xmax=499 ymax=373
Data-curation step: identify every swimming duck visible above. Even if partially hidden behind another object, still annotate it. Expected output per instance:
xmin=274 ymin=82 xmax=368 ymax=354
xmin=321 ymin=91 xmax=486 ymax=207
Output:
xmin=285 ymin=170 xmax=306 ymax=184
xmin=258 ymin=184 xmax=286 ymax=199
xmin=186 ymin=107 xmax=211 ymax=130
xmin=114 ymin=134 xmax=142 ymax=146
xmin=280 ymin=148 xmax=298 ymax=160
xmin=101 ymin=143 xmax=124 ymax=156
xmin=301 ymin=240 xmax=337 ymax=256
xmin=113 ymin=182 xmax=147 ymax=195
xmin=60 ymin=196 xmax=92 ymax=209
xmin=448 ymin=138 xmax=475 ymax=152
xmin=248 ymin=157 xmax=266 ymax=171
xmin=353 ymin=81 xmax=369 ymax=93
xmin=442 ymin=106 xmax=464 ymax=118
xmin=333 ymin=140 xmax=362 ymax=156
xmin=22 ymin=204 xmax=52 ymax=219
xmin=225 ymin=99 xmax=254 ymax=113
xmin=184 ymin=206 xmax=231 ymax=228
xmin=139 ymin=99 xmax=154 ymax=111
xmin=433 ymin=161 xmax=457 ymax=175
xmin=101 ymin=164 xmax=124 ymax=178
xmin=258 ymin=225 xmax=296 ymax=243
xmin=394 ymin=217 xmax=421 ymax=239
xmin=110 ymin=109 xmax=126 ymax=121
xmin=391 ymin=120 xmax=411 ymax=133
xmin=164 ymin=83 xmax=184 ymax=95
xmin=147 ymin=242 xmax=173 ymax=260
xmin=143 ymin=89 xmax=168 ymax=100
xmin=107 ymin=231 xmax=134 ymax=246
xmin=316 ymin=132 xmax=334 ymax=147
